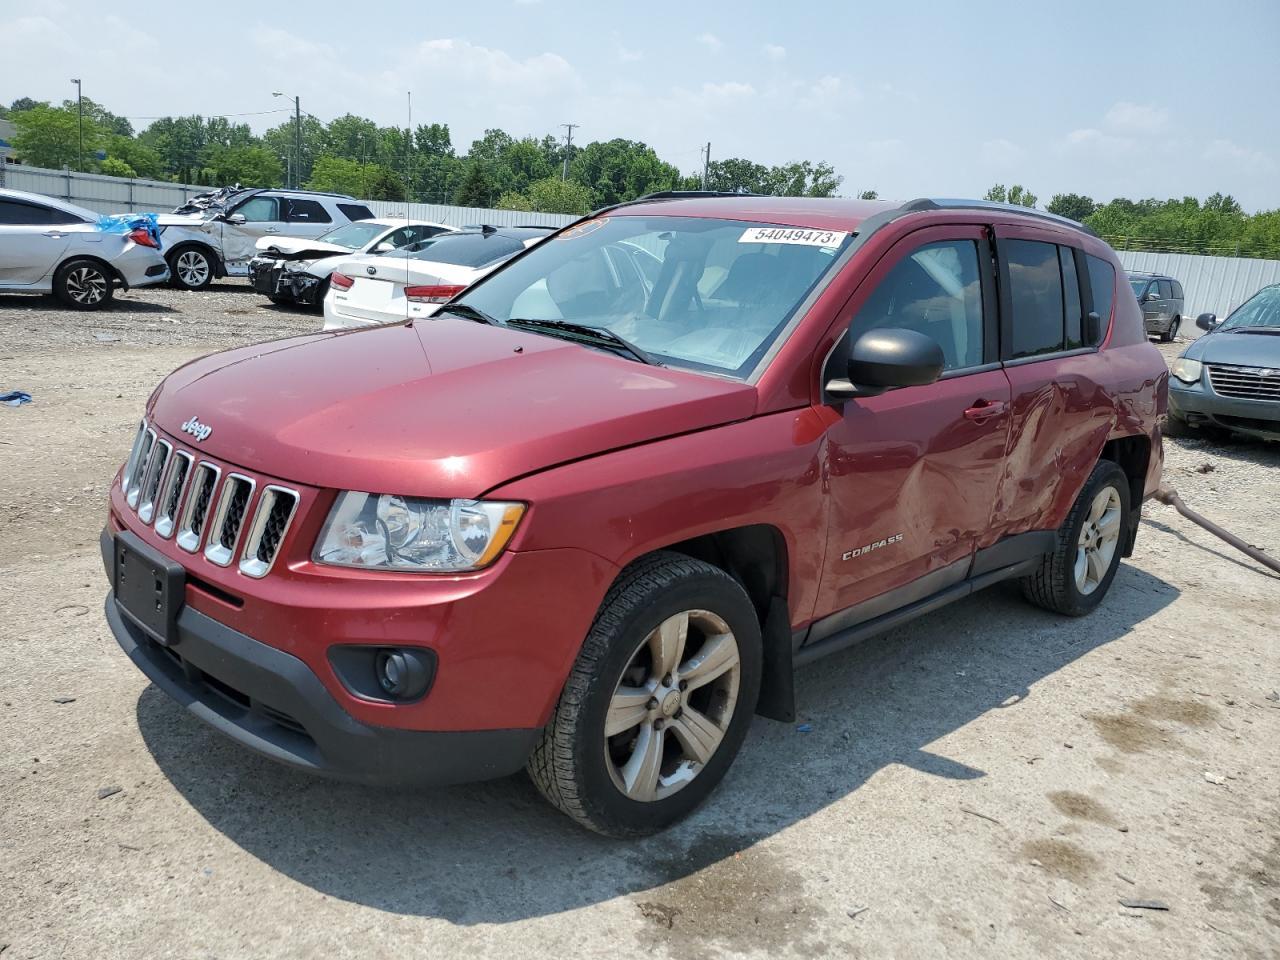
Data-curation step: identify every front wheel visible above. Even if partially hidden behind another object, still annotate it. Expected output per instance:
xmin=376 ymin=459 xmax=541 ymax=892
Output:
xmin=168 ymin=246 xmax=216 ymax=291
xmin=1021 ymin=460 xmax=1130 ymax=616
xmin=53 ymin=258 xmax=114 ymax=310
xmin=528 ymin=552 xmax=762 ymax=837
xmin=1161 ymin=317 xmax=1181 ymax=342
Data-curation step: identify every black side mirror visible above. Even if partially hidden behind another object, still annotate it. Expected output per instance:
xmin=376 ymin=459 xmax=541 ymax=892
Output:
xmin=827 ymin=328 xmax=945 ymax=398
xmin=1195 ymin=313 xmax=1218 ymax=331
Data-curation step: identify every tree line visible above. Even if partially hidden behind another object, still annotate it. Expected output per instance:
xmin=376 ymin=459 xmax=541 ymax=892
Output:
xmin=0 ymin=96 xmax=842 ymax=215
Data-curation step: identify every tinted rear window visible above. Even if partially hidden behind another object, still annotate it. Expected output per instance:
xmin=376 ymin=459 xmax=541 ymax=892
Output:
xmin=1171 ymin=279 xmax=1184 ymax=299
xmin=338 ymin=203 xmax=375 ymax=221
xmin=285 ymin=198 xmax=332 ymax=224
xmin=0 ymin=199 xmax=86 ymax=225
xmin=1085 ymin=255 xmax=1115 ymax=345
xmin=1005 ymin=239 xmax=1066 ymax=358
xmin=410 ymin=233 xmax=523 ymax=268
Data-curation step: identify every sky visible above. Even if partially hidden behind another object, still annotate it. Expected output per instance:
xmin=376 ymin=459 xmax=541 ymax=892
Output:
xmin=2 ymin=0 xmax=1279 ymax=210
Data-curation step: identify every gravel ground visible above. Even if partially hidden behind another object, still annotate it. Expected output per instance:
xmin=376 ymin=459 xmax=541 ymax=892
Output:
xmin=1 ymin=284 xmax=1277 ymax=960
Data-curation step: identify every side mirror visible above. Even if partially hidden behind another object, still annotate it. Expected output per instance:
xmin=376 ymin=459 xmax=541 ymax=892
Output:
xmin=226 ymin=213 xmax=246 ymax=226
xmin=827 ymin=328 xmax=945 ymax=398
xmin=1144 ymin=291 xmax=1160 ymax=302
xmin=1195 ymin=313 xmax=1219 ymax=331
xmin=371 ymin=241 xmax=393 ymax=253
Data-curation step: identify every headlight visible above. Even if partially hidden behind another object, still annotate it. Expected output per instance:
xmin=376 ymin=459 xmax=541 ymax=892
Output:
xmin=314 ymin=493 xmax=525 ymax=572
xmin=1170 ymin=357 xmax=1202 ymax=384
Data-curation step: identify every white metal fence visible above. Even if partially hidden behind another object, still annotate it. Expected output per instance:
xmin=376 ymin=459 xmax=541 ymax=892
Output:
xmin=1115 ymin=250 xmax=1280 ymax=322
xmin=362 ymin=199 xmax=575 ymax=230
xmin=1 ymin=163 xmax=209 ymax=214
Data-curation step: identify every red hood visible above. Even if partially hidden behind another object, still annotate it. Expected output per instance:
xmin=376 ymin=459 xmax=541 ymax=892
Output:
xmin=149 ymin=320 xmax=757 ymax=498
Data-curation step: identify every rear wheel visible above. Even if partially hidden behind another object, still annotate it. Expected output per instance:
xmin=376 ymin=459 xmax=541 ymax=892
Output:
xmin=169 ymin=245 xmax=215 ymax=291
xmin=528 ymin=552 xmax=762 ymax=837
xmin=1161 ymin=316 xmax=1181 ymax=342
xmin=53 ymin=258 xmax=113 ymax=310
xmin=1021 ymin=460 xmax=1130 ymax=616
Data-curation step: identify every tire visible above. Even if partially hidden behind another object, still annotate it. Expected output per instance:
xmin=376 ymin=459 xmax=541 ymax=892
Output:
xmin=53 ymin=258 xmax=114 ymax=310
xmin=1021 ymin=460 xmax=1131 ymax=617
xmin=168 ymin=245 xmax=216 ymax=291
xmin=267 ymin=295 xmax=292 ymax=306
xmin=1160 ymin=317 xmax=1180 ymax=343
xmin=528 ymin=551 xmax=762 ymax=837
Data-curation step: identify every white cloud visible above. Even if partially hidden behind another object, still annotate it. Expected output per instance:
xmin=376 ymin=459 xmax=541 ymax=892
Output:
xmin=763 ymin=44 xmax=786 ymax=61
xmin=1063 ymin=127 xmax=1136 ymax=157
xmin=981 ymin=138 xmax=1025 ymax=167
xmin=617 ymin=45 xmax=643 ymax=63
xmin=1104 ymin=101 xmax=1169 ymax=134
xmin=401 ymin=38 xmax=576 ymax=97
xmin=697 ymin=32 xmax=723 ymax=53
xmin=1203 ymin=138 xmax=1275 ymax=173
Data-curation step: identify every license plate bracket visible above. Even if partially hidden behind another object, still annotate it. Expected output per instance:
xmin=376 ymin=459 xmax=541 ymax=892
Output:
xmin=114 ymin=531 xmax=185 ymax=646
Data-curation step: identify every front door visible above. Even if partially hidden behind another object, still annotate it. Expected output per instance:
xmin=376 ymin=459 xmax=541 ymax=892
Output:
xmin=0 ymin=198 xmax=76 ymax=285
xmin=221 ymin=195 xmax=285 ymax=270
xmin=811 ymin=226 xmax=1011 ymax=641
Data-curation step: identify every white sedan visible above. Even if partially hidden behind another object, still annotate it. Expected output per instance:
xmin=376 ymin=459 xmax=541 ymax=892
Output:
xmin=0 ymin=188 xmax=169 ymax=309
xmin=323 ymin=226 xmax=553 ymax=330
xmin=248 ymin=217 xmax=453 ymax=309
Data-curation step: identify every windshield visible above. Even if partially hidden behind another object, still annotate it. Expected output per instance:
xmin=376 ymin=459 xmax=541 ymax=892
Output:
xmin=1220 ymin=285 xmax=1280 ymax=330
xmin=454 ymin=216 xmax=851 ymax=378
xmin=1128 ymin=277 xmax=1150 ymax=297
xmin=318 ymin=221 xmax=390 ymax=250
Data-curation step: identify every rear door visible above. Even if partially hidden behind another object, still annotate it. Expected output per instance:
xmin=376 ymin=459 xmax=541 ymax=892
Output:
xmin=0 ymin=198 xmax=82 ymax=285
xmin=1139 ymin=279 xmax=1163 ymax=331
xmin=988 ymin=226 xmax=1107 ymax=540
xmin=1158 ymin=279 xmax=1176 ymax=326
xmin=810 ymin=225 xmax=1011 ymax=639
xmin=282 ymin=198 xmax=334 ymax=239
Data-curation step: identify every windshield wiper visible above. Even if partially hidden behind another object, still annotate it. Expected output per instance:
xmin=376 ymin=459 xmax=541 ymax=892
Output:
xmin=1225 ymin=325 xmax=1280 ymax=334
xmin=504 ymin=318 xmax=658 ymax=365
xmin=439 ymin=303 xmax=497 ymax=325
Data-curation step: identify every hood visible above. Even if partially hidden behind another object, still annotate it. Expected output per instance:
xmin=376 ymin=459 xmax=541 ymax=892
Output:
xmin=148 ymin=319 xmax=757 ymax=498
xmin=255 ymin=235 xmax=352 ymax=258
xmin=1183 ymin=329 xmax=1280 ymax=366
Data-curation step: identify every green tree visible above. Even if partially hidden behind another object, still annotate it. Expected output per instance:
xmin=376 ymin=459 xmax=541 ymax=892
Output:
xmin=104 ymin=135 xmax=164 ymax=180
xmin=8 ymin=97 xmax=46 ymax=113
xmin=453 ymin=161 xmax=497 ymax=207
xmin=1046 ymin=193 xmax=1097 ymax=222
xmin=497 ymin=177 xmax=594 ymax=215
xmin=768 ymin=160 xmax=842 ymax=197
xmin=984 ymin=184 xmax=1037 ymax=207
xmin=569 ymin=138 xmax=682 ymax=207
xmin=705 ymin=157 xmax=772 ymax=194
xmin=61 ymin=95 xmax=132 ymax=137
xmin=857 ymin=190 xmax=879 ymax=200
xmin=261 ymin=114 xmax=325 ymax=185
xmin=305 ymin=156 xmax=402 ymax=200
xmin=11 ymin=104 xmax=102 ymax=168
xmin=99 ymin=156 xmax=137 ymax=178
xmin=201 ymin=145 xmax=283 ymax=188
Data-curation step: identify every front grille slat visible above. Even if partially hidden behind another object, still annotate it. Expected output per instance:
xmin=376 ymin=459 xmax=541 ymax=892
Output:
xmin=154 ymin=451 xmax=193 ymax=538
xmin=1208 ymin=363 xmax=1280 ymax=401
xmin=204 ymin=475 xmax=255 ymax=566
xmin=177 ymin=462 xmax=221 ymax=553
xmin=137 ymin=440 xmax=171 ymax=524
xmin=239 ymin=486 xmax=300 ymax=578
xmin=125 ymin=429 xmax=156 ymax=508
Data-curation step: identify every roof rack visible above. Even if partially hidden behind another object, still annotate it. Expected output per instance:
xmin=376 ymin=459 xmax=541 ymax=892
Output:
xmin=635 ymin=189 xmax=765 ymax=201
xmin=899 ymin=198 xmax=1099 ymax=237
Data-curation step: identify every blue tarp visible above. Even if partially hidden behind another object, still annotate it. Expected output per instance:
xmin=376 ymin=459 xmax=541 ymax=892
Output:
xmin=96 ymin=212 xmax=162 ymax=250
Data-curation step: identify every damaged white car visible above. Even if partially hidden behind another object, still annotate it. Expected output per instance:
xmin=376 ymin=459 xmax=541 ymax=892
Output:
xmin=248 ymin=217 xmax=453 ymax=309
xmin=155 ymin=187 xmax=375 ymax=290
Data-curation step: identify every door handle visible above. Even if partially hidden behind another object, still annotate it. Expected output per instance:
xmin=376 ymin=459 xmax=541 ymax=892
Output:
xmin=43 ymin=231 xmax=67 ymax=238
xmin=963 ymin=399 xmax=1007 ymax=421
xmin=265 ymin=227 xmax=280 ymax=233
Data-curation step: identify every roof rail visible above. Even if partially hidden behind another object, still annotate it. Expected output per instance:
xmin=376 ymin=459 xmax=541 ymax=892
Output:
xmin=900 ymin=198 xmax=1098 ymax=237
xmin=635 ymin=189 xmax=765 ymax=201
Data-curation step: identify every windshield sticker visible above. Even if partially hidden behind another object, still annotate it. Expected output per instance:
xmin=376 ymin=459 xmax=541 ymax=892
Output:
xmin=738 ymin=226 xmax=848 ymax=246
xmin=558 ymin=217 xmax=609 ymax=240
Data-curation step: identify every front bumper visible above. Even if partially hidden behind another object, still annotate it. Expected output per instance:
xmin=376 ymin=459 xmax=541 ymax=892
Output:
xmin=249 ymin=259 xmax=325 ymax=305
xmin=1169 ymin=379 xmax=1280 ymax=440
xmin=103 ymin=532 xmax=540 ymax=784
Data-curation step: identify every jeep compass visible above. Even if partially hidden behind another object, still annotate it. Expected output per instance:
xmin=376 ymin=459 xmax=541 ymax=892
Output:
xmin=103 ymin=194 xmax=1168 ymax=836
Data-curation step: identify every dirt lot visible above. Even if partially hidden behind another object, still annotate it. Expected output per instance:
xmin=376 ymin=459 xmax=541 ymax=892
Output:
xmin=1 ymin=283 xmax=1277 ymax=960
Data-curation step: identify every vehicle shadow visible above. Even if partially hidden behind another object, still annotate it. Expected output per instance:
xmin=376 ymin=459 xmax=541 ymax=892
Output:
xmin=136 ymin=563 xmax=1177 ymax=924
xmin=0 ymin=293 xmax=177 ymax=314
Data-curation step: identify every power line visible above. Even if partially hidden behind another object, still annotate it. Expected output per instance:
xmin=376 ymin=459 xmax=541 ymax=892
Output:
xmin=123 ymin=108 xmax=291 ymax=120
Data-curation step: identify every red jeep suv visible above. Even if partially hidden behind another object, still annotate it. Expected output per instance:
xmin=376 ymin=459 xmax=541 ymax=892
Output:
xmin=103 ymin=194 xmax=1167 ymax=836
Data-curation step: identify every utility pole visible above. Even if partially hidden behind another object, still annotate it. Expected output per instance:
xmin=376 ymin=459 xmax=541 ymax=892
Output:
xmin=273 ymin=92 xmax=302 ymax=188
xmin=702 ymin=141 xmax=711 ymax=190
xmin=70 ymin=78 xmax=83 ymax=172
xmin=560 ymin=123 xmax=578 ymax=181
xmin=405 ymin=91 xmax=412 ymax=207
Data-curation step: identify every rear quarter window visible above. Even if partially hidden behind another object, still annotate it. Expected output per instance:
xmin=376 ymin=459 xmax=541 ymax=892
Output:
xmin=1004 ymin=239 xmax=1066 ymax=358
xmin=1085 ymin=255 xmax=1115 ymax=345
xmin=338 ymin=203 xmax=375 ymax=221
xmin=285 ymin=199 xmax=332 ymax=224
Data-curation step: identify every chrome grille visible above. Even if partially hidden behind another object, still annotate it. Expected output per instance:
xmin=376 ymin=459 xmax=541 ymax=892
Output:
xmin=154 ymin=451 xmax=193 ymax=539
xmin=1207 ymin=364 xmax=1280 ymax=402
xmin=137 ymin=440 xmax=171 ymax=524
xmin=121 ymin=421 xmax=148 ymax=493
xmin=125 ymin=428 xmax=156 ymax=508
xmin=177 ymin=462 xmax=221 ymax=552
xmin=239 ymin=486 xmax=300 ymax=578
xmin=204 ymin=475 xmax=255 ymax=566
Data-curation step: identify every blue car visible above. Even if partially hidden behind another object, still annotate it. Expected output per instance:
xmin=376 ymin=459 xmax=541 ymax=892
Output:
xmin=1168 ymin=283 xmax=1280 ymax=440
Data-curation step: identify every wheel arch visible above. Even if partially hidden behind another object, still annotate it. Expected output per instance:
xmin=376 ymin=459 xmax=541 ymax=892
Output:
xmin=1098 ymin=433 xmax=1151 ymax=557
xmin=54 ymin=253 xmax=126 ymax=290
xmin=167 ymin=240 xmax=225 ymax=277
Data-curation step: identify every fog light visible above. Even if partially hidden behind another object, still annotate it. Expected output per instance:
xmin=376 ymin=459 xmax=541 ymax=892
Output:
xmin=375 ymin=649 xmax=431 ymax=700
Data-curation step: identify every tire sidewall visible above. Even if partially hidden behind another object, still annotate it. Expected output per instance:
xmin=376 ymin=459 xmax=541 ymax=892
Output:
xmin=1059 ymin=463 xmax=1131 ymax=614
xmin=54 ymin=259 xmax=112 ymax=310
xmin=571 ymin=571 xmax=762 ymax=836
xmin=169 ymin=245 xmax=215 ymax=290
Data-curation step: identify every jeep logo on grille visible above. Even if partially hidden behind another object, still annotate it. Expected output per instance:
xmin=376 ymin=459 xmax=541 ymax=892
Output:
xmin=181 ymin=416 xmax=212 ymax=442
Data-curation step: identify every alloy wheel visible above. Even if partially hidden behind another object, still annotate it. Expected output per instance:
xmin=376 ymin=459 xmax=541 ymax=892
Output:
xmin=604 ymin=609 xmax=741 ymax=802
xmin=176 ymin=250 xmax=210 ymax=287
xmin=1075 ymin=486 xmax=1122 ymax=595
xmin=65 ymin=265 xmax=107 ymax=305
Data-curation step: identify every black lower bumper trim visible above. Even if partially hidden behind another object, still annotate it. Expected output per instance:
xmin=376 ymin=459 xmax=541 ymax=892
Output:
xmin=103 ymin=589 xmax=540 ymax=786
